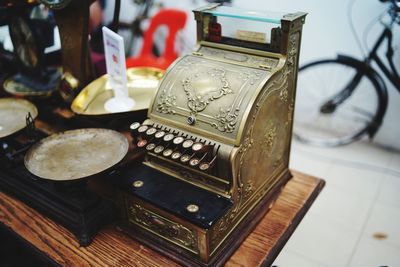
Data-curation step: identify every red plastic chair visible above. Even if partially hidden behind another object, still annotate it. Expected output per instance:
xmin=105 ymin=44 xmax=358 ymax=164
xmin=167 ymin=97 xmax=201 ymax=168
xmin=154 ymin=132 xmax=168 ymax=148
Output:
xmin=125 ymin=9 xmax=187 ymax=70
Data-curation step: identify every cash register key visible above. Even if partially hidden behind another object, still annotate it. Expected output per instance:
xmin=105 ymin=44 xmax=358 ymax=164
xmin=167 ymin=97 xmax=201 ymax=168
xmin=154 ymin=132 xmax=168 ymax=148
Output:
xmin=130 ymin=122 xmax=141 ymax=131
xmin=138 ymin=125 xmax=149 ymax=133
xmin=154 ymin=145 xmax=165 ymax=154
xmin=154 ymin=131 xmax=166 ymax=139
xmin=146 ymin=127 xmax=157 ymax=136
xmin=162 ymin=148 xmax=173 ymax=157
xmin=180 ymin=154 xmax=191 ymax=163
xmin=182 ymin=139 xmax=194 ymax=149
xmin=192 ymin=142 xmax=204 ymax=152
xmin=163 ymin=133 xmax=175 ymax=142
xmin=171 ymin=151 xmax=182 ymax=160
xmin=146 ymin=143 xmax=156 ymax=151
xmin=189 ymin=158 xmax=200 ymax=166
xmin=137 ymin=139 xmax=148 ymax=148
xmin=199 ymin=162 xmax=210 ymax=171
xmin=173 ymin=136 xmax=184 ymax=145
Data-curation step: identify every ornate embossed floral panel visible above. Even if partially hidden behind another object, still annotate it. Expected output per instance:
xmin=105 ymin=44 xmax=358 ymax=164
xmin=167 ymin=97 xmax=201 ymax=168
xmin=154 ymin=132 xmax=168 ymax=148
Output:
xmin=149 ymin=55 xmax=269 ymax=143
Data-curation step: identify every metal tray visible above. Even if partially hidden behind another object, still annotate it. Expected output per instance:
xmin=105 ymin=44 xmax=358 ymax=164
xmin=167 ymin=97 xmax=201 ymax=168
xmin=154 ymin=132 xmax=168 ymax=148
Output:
xmin=0 ymin=98 xmax=38 ymax=139
xmin=24 ymin=128 xmax=129 ymax=181
xmin=3 ymin=68 xmax=61 ymax=97
xmin=71 ymin=67 xmax=164 ymax=116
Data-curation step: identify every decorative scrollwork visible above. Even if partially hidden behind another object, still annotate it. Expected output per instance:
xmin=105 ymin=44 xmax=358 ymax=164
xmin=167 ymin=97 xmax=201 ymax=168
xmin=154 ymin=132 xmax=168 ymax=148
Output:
xmin=279 ymin=87 xmax=289 ymax=102
xmin=211 ymin=107 xmax=239 ymax=133
xmin=128 ymin=203 xmax=197 ymax=250
xmin=182 ymin=68 xmax=232 ymax=114
xmin=211 ymin=32 xmax=301 ymax=249
xmin=156 ymin=89 xmax=177 ymax=114
xmin=263 ymin=125 xmax=277 ymax=153
xmin=279 ymin=34 xmax=298 ymax=103
xmin=238 ymin=70 xmax=264 ymax=85
xmin=243 ymin=180 xmax=254 ymax=200
xmin=286 ymin=102 xmax=294 ymax=126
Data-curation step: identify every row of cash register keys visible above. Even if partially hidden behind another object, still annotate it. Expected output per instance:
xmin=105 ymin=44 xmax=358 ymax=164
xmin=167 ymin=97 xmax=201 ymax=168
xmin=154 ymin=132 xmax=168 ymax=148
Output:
xmin=130 ymin=122 xmax=217 ymax=172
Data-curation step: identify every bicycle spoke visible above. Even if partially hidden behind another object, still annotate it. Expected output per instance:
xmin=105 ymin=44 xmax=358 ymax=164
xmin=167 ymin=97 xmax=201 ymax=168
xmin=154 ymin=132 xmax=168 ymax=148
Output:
xmin=350 ymin=105 xmax=374 ymax=119
xmin=294 ymin=59 xmax=381 ymax=146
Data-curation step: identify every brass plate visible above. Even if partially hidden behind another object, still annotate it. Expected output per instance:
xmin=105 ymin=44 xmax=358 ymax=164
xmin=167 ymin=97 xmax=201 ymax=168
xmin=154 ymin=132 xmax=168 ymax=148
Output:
xmin=0 ymin=98 xmax=38 ymax=139
xmin=3 ymin=68 xmax=61 ymax=97
xmin=24 ymin=128 xmax=128 ymax=181
xmin=71 ymin=67 xmax=164 ymax=116
xmin=3 ymin=78 xmax=54 ymax=98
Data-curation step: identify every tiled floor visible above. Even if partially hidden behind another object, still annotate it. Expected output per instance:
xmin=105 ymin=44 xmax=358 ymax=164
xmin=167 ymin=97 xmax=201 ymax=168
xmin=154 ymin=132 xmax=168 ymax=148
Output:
xmin=272 ymin=140 xmax=400 ymax=267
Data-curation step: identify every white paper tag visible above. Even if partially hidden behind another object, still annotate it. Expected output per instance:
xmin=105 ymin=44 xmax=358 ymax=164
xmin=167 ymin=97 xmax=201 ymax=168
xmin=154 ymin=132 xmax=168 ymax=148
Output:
xmin=102 ymin=26 xmax=135 ymax=112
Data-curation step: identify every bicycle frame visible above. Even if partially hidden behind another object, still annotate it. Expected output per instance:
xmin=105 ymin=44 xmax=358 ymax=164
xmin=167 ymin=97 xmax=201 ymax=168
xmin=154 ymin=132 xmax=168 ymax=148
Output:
xmin=367 ymin=25 xmax=400 ymax=91
xmin=321 ymin=15 xmax=398 ymax=117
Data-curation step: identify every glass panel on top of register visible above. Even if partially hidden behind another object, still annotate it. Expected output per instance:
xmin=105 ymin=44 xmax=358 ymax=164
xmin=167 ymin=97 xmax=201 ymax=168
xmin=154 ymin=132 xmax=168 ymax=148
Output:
xmin=199 ymin=5 xmax=285 ymax=52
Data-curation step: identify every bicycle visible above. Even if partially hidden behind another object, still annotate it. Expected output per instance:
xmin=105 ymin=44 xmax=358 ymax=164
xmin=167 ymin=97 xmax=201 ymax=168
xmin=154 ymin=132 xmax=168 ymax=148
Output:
xmin=293 ymin=0 xmax=400 ymax=146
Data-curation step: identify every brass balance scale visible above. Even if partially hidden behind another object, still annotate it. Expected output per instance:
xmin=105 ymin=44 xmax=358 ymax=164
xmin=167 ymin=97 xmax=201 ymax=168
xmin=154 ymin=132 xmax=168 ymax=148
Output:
xmin=0 ymin=0 xmax=162 ymax=246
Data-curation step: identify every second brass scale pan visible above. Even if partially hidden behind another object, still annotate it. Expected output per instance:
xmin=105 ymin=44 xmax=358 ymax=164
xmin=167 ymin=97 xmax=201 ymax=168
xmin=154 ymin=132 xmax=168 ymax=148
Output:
xmin=71 ymin=67 xmax=164 ymax=116
xmin=24 ymin=128 xmax=129 ymax=181
xmin=0 ymin=98 xmax=38 ymax=140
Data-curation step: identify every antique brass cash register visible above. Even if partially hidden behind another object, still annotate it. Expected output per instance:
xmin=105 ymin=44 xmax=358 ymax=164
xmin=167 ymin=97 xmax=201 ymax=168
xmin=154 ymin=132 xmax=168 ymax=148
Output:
xmin=119 ymin=5 xmax=306 ymax=266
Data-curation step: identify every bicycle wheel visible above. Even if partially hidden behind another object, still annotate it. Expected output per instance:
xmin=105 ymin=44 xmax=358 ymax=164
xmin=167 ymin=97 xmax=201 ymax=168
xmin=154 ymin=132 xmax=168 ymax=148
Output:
xmin=293 ymin=58 xmax=384 ymax=146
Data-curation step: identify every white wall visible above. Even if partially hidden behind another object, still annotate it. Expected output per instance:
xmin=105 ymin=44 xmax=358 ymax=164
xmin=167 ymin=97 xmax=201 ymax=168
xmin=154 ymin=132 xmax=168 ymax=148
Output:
xmin=111 ymin=0 xmax=400 ymax=150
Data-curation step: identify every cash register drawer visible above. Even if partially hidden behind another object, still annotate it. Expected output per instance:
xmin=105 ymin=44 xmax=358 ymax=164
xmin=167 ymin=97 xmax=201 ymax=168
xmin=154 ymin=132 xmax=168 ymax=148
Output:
xmin=119 ymin=164 xmax=232 ymax=256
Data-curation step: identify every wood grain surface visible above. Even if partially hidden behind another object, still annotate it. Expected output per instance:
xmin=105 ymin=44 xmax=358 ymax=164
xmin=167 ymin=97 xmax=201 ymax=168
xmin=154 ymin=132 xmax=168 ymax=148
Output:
xmin=0 ymin=170 xmax=324 ymax=267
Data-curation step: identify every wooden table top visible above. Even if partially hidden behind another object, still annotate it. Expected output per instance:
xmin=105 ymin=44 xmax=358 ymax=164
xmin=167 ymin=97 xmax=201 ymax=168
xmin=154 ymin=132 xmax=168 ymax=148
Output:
xmin=0 ymin=170 xmax=324 ymax=267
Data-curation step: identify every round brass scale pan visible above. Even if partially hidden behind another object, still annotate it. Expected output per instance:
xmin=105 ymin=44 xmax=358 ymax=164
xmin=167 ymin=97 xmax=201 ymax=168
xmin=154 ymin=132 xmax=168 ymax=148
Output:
xmin=3 ymin=68 xmax=61 ymax=98
xmin=0 ymin=98 xmax=38 ymax=140
xmin=24 ymin=128 xmax=129 ymax=181
xmin=3 ymin=77 xmax=54 ymax=98
xmin=71 ymin=67 xmax=164 ymax=116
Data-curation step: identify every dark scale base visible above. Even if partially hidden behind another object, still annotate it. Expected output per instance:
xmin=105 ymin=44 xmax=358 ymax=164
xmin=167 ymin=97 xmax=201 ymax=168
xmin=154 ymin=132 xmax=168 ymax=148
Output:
xmin=0 ymin=94 xmax=132 ymax=247
xmin=0 ymin=133 xmax=115 ymax=247
xmin=0 ymin=165 xmax=115 ymax=246
xmin=0 ymin=93 xmax=142 ymax=247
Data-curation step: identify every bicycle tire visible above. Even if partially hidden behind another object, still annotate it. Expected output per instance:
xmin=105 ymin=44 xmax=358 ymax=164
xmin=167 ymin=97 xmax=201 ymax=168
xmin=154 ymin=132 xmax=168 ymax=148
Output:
xmin=293 ymin=57 xmax=387 ymax=146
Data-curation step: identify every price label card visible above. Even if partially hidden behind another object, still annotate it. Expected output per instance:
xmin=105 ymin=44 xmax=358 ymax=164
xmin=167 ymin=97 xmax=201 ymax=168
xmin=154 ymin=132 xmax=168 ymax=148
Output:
xmin=102 ymin=26 xmax=135 ymax=112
